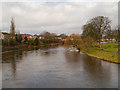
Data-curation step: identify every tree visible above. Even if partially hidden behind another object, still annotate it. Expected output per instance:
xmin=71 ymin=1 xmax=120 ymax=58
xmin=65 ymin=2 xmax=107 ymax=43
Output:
xmin=16 ymin=34 xmax=23 ymax=43
xmin=10 ymin=18 xmax=15 ymax=39
xmin=105 ymin=29 xmax=113 ymax=42
xmin=82 ymin=16 xmax=111 ymax=48
xmin=24 ymin=36 xmax=28 ymax=42
xmin=9 ymin=39 xmax=16 ymax=46
xmin=105 ymin=26 xmax=119 ymax=43
xmin=64 ymin=34 xmax=83 ymax=46
xmin=112 ymin=29 xmax=118 ymax=42
xmin=83 ymin=36 xmax=96 ymax=48
xmin=27 ymin=38 xmax=34 ymax=45
xmin=59 ymin=34 xmax=67 ymax=39
xmin=18 ymin=34 xmax=23 ymax=43
xmin=40 ymin=31 xmax=59 ymax=44
xmin=34 ymin=38 xmax=39 ymax=45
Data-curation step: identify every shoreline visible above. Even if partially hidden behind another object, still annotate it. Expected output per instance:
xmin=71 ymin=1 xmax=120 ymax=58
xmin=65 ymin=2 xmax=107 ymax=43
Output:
xmin=1 ymin=46 xmax=38 ymax=54
xmin=1 ymin=44 xmax=60 ymax=54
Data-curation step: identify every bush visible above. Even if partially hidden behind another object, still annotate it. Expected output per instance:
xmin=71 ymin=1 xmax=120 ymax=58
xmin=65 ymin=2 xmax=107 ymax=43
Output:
xmin=2 ymin=39 xmax=8 ymax=46
xmin=34 ymin=38 xmax=39 ymax=45
xmin=27 ymin=38 xmax=34 ymax=45
xmin=16 ymin=34 xmax=23 ymax=43
xmin=83 ymin=36 xmax=96 ymax=48
xmin=64 ymin=34 xmax=83 ymax=46
xmin=9 ymin=39 xmax=16 ymax=46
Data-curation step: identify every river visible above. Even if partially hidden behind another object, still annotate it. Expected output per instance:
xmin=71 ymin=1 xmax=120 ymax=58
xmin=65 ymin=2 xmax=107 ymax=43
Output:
xmin=2 ymin=46 xmax=118 ymax=88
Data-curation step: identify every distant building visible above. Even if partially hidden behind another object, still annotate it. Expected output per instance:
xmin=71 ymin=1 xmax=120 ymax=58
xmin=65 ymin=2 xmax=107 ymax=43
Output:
xmin=0 ymin=32 xmax=4 ymax=39
xmin=101 ymin=38 xmax=116 ymax=43
xmin=2 ymin=32 xmax=11 ymax=40
xmin=33 ymin=34 xmax=38 ymax=40
xmin=57 ymin=34 xmax=67 ymax=41
xmin=38 ymin=35 xmax=44 ymax=40
xmin=27 ymin=36 xmax=32 ymax=39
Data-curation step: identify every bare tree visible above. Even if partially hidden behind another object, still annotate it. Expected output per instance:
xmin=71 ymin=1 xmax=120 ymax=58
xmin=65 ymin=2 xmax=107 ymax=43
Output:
xmin=82 ymin=16 xmax=111 ymax=48
xmin=10 ymin=18 xmax=15 ymax=39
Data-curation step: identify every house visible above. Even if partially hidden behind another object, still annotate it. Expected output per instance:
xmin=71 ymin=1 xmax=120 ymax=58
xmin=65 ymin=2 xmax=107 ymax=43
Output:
xmin=0 ymin=32 xmax=4 ymax=39
xmin=57 ymin=35 xmax=67 ymax=41
xmin=58 ymin=34 xmax=67 ymax=41
xmin=102 ymin=37 xmax=116 ymax=43
xmin=27 ymin=36 xmax=32 ymax=39
xmin=33 ymin=34 xmax=38 ymax=40
xmin=38 ymin=35 xmax=44 ymax=40
xmin=2 ymin=32 xmax=11 ymax=40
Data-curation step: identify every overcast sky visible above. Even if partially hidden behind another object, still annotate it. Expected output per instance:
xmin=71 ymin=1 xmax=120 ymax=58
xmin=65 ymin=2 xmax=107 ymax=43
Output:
xmin=1 ymin=0 xmax=119 ymax=35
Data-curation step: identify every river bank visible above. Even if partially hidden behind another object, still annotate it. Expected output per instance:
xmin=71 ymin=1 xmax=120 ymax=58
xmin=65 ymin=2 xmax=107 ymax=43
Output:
xmin=80 ymin=48 xmax=119 ymax=64
xmin=1 ymin=43 xmax=59 ymax=54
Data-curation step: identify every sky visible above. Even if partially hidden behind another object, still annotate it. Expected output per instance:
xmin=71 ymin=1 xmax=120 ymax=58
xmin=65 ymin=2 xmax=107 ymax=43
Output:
xmin=0 ymin=0 xmax=119 ymax=35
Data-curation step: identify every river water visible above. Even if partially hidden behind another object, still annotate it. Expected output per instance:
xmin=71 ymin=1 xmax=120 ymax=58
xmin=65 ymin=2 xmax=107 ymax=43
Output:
xmin=2 ymin=46 xmax=118 ymax=88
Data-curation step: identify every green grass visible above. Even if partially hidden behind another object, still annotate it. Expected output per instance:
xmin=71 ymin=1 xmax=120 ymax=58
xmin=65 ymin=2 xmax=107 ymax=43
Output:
xmin=104 ymin=48 xmax=118 ymax=52
xmin=94 ymin=42 xmax=118 ymax=52
xmin=81 ymin=48 xmax=119 ymax=63
xmin=94 ymin=42 xmax=118 ymax=48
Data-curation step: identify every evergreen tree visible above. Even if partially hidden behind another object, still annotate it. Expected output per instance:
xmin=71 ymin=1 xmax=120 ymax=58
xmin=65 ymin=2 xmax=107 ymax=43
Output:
xmin=34 ymin=38 xmax=39 ymax=45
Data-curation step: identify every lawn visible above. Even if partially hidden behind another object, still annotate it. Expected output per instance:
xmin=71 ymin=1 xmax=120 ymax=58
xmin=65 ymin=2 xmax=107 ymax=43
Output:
xmin=94 ymin=42 xmax=118 ymax=52
xmin=80 ymin=42 xmax=119 ymax=63
xmin=104 ymin=48 xmax=118 ymax=52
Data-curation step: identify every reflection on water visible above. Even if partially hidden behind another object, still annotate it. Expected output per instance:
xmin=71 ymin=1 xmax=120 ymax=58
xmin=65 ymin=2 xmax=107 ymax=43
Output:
xmin=65 ymin=51 xmax=81 ymax=63
xmin=82 ymin=54 xmax=111 ymax=86
xmin=2 ymin=46 xmax=118 ymax=88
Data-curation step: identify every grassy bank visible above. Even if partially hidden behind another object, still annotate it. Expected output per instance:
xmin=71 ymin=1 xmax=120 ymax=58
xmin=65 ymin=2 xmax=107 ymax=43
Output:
xmin=81 ymin=48 xmax=119 ymax=63
xmin=80 ymin=42 xmax=119 ymax=64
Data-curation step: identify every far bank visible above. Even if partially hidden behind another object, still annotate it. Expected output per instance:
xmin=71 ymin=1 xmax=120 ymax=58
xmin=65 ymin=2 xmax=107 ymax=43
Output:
xmin=1 ymin=43 xmax=59 ymax=54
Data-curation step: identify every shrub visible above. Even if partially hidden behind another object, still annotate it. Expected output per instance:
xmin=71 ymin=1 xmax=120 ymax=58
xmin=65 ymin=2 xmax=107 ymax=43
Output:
xmin=27 ymin=38 xmax=34 ymax=45
xmin=9 ymin=39 xmax=16 ymax=46
xmin=34 ymin=38 xmax=39 ymax=45
xmin=83 ymin=36 xmax=96 ymax=48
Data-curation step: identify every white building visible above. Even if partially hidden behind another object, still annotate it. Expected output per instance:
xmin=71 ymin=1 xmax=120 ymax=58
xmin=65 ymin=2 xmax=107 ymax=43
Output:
xmin=0 ymin=32 xmax=4 ymax=39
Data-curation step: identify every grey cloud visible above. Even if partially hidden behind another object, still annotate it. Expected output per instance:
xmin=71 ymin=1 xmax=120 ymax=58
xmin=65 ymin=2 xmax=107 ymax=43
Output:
xmin=2 ymin=2 xmax=118 ymax=35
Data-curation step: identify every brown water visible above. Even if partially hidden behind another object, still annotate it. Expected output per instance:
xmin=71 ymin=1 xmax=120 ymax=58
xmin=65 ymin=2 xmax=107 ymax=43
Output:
xmin=2 ymin=46 xmax=118 ymax=88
